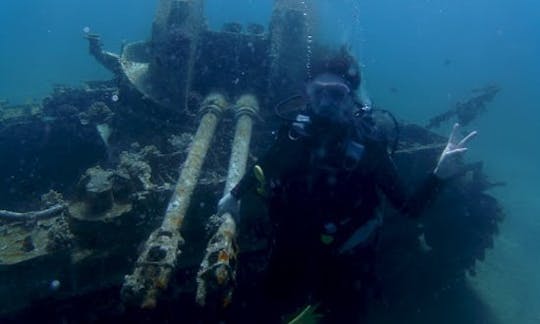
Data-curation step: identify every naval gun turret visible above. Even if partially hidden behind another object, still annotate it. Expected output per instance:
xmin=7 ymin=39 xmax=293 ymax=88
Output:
xmin=83 ymin=0 xmax=315 ymax=309
xmin=87 ymin=0 xmax=310 ymax=113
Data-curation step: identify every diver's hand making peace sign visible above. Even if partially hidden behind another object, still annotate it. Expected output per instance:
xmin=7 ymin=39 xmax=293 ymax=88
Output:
xmin=434 ymin=123 xmax=477 ymax=179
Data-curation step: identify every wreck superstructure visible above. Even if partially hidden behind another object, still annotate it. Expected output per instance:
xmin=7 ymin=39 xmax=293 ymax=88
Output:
xmin=0 ymin=0 xmax=503 ymax=322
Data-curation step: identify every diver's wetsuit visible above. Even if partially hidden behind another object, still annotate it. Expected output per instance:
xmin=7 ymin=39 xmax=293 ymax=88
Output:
xmin=231 ymin=118 xmax=442 ymax=322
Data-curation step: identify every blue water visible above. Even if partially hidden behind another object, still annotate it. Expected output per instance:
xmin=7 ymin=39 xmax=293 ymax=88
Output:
xmin=1 ymin=0 xmax=539 ymax=322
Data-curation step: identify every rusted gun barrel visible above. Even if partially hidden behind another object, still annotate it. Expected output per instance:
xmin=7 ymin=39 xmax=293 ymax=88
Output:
xmin=196 ymin=94 xmax=259 ymax=308
xmin=121 ymin=93 xmax=227 ymax=309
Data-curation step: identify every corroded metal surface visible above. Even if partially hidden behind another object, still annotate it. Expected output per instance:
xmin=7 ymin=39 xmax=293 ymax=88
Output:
xmin=87 ymin=0 xmax=310 ymax=112
xmin=0 ymin=204 xmax=65 ymax=222
xmin=196 ymin=94 xmax=259 ymax=308
xmin=225 ymin=94 xmax=259 ymax=193
xmin=196 ymin=212 xmax=238 ymax=308
xmin=88 ymin=0 xmax=205 ymax=110
xmin=152 ymin=0 xmax=204 ymax=44
xmin=268 ymin=0 xmax=310 ymax=101
xmin=0 ymin=214 xmax=71 ymax=265
xmin=84 ymin=34 xmax=121 ymax=74
xmin=121 ymin=93 xmax=227 ymax=309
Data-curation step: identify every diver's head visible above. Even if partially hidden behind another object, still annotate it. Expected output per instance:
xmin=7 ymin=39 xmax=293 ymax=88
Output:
xmin=310 ymin=46 xmax=361 ymax=92
xmin=306 ymin=47 xmax=362 ymax=127
xmin=306 ymin=73 xmax=356 ymax=125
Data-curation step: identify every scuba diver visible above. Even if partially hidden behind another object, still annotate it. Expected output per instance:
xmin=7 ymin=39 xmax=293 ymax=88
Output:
xmin=218 ymin=50 xmax=477 ymax=323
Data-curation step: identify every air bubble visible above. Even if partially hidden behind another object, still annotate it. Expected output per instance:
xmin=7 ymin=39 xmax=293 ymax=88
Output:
xmin=300 ymin=1 xmax=313 ymax=79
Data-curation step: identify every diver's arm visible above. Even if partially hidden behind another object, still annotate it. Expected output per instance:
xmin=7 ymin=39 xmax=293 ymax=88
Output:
xmin=378 ymin=123 xmax=476 ymax=217
xmin=375 ymin=148 xmax=443 ymax=218
xmin=400 ymin=172 xmax=444 ymax=217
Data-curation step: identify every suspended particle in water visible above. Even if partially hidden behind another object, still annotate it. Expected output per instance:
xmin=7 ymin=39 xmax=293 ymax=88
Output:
xmin=83 ymin=26 xmax=90 ymax=34
xmin=49 ymin=279 xmax=61 ymax=291
xmin=111 ymin=94 xmax=119 ymax=102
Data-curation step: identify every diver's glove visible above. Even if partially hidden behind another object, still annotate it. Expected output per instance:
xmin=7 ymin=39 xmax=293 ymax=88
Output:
xmin=217 ymin=192 xmax=240 ymax=221
xmin=434 ymin=123 xmax=477 ymax=179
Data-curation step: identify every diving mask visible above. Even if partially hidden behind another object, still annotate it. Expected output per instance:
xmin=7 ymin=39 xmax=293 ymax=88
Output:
xmin=306 ymin=74 xmax=355 ymax=123
xmin=306 ymin=73 xmax=351 ymax=107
